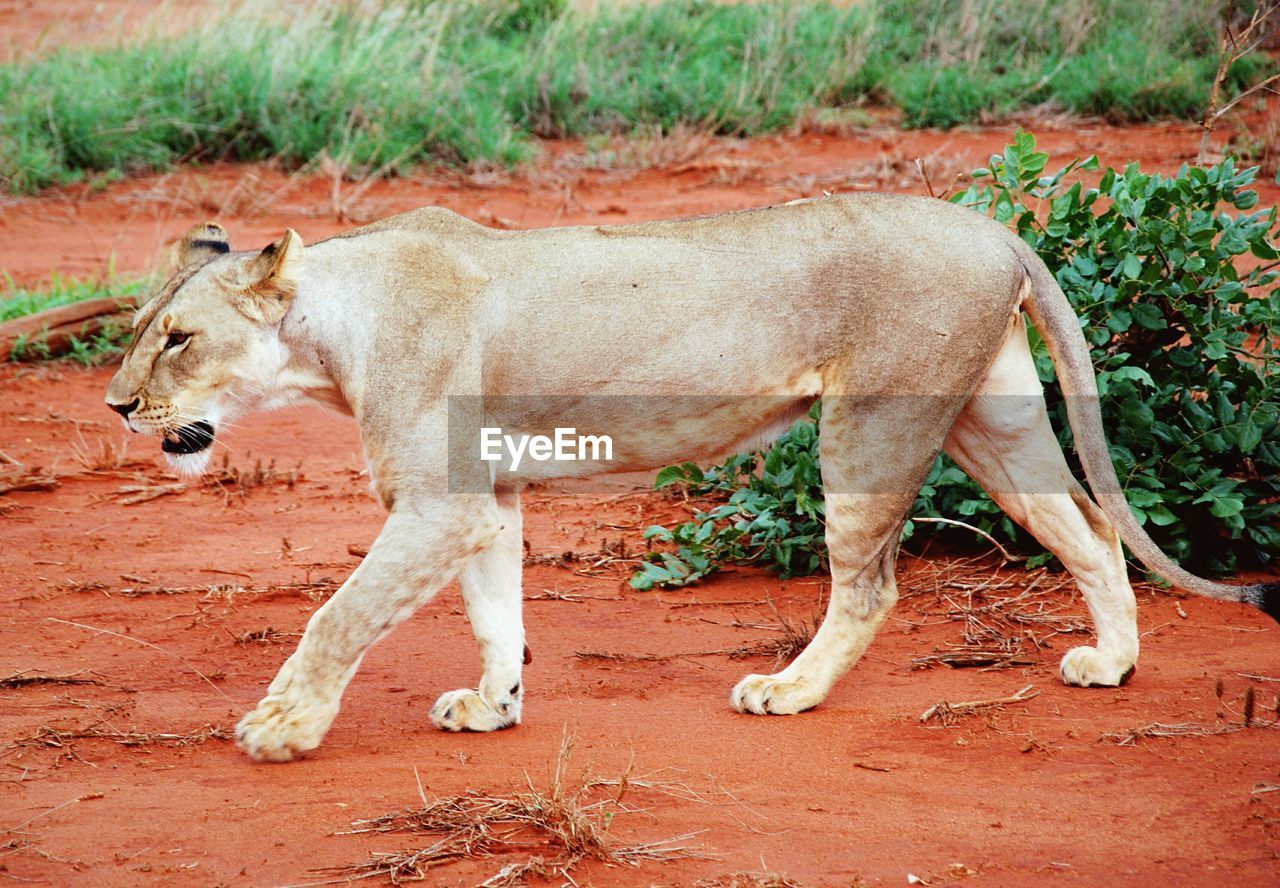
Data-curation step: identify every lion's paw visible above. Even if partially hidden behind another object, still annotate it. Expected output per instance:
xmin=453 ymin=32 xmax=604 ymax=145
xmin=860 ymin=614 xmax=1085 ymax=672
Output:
xmin=1059 ymin=646 xmax=1136 ymax=688
xmin=429 ymin=688 xmax=520 ymax=732
xmin=730 ymin=674 xmax=820 ymax=715
xmin=235 ymin=694 xmax=337 ymax=763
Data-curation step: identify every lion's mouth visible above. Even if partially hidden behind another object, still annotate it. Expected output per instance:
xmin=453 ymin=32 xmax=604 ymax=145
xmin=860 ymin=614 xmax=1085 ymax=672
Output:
xmin=161 ymin=421 xmax=215 ymax=455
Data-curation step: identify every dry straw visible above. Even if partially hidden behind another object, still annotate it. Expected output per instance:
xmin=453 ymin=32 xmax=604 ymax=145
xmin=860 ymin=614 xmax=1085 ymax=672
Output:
xmin=316 ymin=731 xmax=706 ymax=885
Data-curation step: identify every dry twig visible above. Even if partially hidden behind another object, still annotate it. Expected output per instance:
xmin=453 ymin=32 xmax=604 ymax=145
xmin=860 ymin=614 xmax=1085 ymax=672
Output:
xmin=903 ymin=558 xmax=1088 ymax=672
xmin=1198 ymin=0 xmax=1280 ymax=163
xmin=919 ymin=684 xmax=1038 ymax=727
xmin=695 ymin=875 xmax=804 ymax=888
xmin=575 ymin=650 xmax=683 ymax=663
xmin=0 ymin=468 xmax=58 ymax=496
xmin=70 ymin=435 xmax=145 ymax=473
xmin=112 ymin=482 xmax=188 ymax=506
xmin=910 ymin=516 xmax=1026 ymax=563
xmin=578 ymin=597 xmax=817 ymax=670
xmin=524 ymin=588 xmax=621 ymax=603
xmin=203 ymin=454 xmax=301 ymax=503
xmin=1103 ymin=680 xmax=1280 ymax=744
xmin=9 ymin=724 xmax=230 ymax=751
xmin=0 ymin=671 xmax=101 ymax=690
xmin=232 ymin=627 xmax=301 ymax=646
xmin=44 ymin=617 xmax=232 ymax=702
xmin=1100 ymin=720 xmax=1280 ymax=745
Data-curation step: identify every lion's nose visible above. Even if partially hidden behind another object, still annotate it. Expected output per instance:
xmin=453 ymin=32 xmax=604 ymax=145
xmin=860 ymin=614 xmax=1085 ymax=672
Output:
xmin=108 ymin=397 xmax=140 ymax=418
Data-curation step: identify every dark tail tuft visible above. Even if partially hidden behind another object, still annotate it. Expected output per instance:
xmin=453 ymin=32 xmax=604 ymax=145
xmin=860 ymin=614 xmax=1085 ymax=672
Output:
xmin=1248 ymin=582 xmax=1280 ymax=624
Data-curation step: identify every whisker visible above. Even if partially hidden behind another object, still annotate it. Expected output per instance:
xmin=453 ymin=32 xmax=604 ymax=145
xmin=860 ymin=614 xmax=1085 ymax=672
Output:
xmin=212 ymin=437 xmax=246 ymax=460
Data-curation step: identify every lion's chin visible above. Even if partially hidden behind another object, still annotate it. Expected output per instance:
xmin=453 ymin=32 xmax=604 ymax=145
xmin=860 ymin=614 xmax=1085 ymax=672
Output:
xmin=164 ymin=447 xmax=213 ymax=477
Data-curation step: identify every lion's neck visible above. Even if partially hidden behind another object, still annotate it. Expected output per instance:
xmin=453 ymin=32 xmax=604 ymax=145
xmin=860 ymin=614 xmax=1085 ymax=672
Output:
xmin=271 ymin=274 xmax=362 ymax=417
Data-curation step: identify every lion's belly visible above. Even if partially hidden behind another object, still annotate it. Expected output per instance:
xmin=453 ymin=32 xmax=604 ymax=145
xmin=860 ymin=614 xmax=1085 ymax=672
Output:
xmin=465 ymin=383 xmax=822 ymax=483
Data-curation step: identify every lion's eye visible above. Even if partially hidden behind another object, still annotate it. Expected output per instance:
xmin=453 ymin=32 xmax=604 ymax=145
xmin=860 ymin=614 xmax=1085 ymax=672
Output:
xmin=165 ymin=331 xmax=191 ymax=350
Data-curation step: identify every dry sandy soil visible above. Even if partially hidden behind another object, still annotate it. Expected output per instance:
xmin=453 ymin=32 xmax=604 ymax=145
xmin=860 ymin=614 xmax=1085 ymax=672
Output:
xmin=2 ymin=125 xmax=1278 ymax=888
xmin=2 ymin=10 xmax=1280 ymax=884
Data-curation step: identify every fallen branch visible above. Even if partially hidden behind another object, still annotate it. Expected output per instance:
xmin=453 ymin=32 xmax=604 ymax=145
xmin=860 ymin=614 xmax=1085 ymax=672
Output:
xmin=901 ymin=559 xmax=1087 ymax=673
xmin=10 ymin=724 xmax=230 ymax=751
xmin=1101 ymin=719 xmax=1280 ymax=746
xmin=577 ymin=607 xmax=814 ymax=671
xmin=0 ymin=297 xmax=136 ymax=361
xmin=525 ymin=588 xmax=622 ymax=602
xmin=0 ymin=671 xmax=102 ymax=689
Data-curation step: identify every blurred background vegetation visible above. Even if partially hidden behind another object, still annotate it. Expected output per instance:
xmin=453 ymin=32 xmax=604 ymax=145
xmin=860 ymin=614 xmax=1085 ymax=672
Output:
xmin=1 ymin=0 xmax=1274 ymax=193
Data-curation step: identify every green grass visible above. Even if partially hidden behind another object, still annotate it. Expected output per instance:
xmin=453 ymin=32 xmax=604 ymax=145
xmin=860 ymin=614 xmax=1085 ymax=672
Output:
xmin=0 ymin=272 xmax=144 ymax=322
xmin=2 ymin=274 xmax=147 ymax=363
xmin=0 ymin=0 xmax=1267 ymax=194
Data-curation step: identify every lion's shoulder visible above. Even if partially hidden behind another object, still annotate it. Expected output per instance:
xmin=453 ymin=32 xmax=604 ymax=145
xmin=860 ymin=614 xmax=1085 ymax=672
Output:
xmin=316 ymin=206 xmax=496 ymax=246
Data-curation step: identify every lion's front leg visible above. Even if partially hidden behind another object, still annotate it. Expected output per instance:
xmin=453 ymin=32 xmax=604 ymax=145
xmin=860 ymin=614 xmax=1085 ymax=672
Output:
xmin=430 ymin=487 xmax=526 ymax=732
xmin=236 ymin=503 xmax=501 ymax=762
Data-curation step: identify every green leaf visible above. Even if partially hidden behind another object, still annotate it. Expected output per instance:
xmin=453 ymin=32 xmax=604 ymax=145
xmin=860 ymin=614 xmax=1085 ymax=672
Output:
xmin=994 ymin=189 xmax=1016 ymax=224
xmin=1145 ymin=504 xmax=1179 ymax=526
xmin=654 ymin=464 xmax=692 ymax=489
xmin=1110 ymin=365 xmax=1156 ymax=387
xmin=1130 ymin=303 xmax=1166 ymax=330
xmin=1121 ymin=253 xmax=1143 ymax=280
xmin=1126 ymin=487 xmax=1164 ymax=508
xmin=1237 ymin=415 xmax=1262 ymax=454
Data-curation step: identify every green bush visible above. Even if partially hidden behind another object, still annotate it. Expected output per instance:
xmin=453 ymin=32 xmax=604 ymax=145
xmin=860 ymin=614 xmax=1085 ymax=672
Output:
xmin=633 ymin=132 xmax=1280 ymax=589
xmin=632 ymin=405 xmax=826 ymax=591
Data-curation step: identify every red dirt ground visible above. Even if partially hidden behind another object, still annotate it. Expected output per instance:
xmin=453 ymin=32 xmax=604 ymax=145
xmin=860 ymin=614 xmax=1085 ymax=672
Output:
xmin=2 ymin=73 xmax=1279 ymax=888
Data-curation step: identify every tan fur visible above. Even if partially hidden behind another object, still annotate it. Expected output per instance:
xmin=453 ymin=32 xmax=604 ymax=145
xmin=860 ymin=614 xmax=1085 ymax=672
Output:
xmin=104 ymin=194 xmax=1263 ymax=763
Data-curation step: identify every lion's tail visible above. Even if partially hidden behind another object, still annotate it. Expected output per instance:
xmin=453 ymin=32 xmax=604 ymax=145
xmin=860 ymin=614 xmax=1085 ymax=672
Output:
xmin=1013 ymin=238 xmax=1279 ymax=622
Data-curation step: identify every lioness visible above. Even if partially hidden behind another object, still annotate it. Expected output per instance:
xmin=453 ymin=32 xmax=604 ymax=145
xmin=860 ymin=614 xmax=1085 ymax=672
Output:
xmin=105 ymin=195 xmax=1278 ymax=762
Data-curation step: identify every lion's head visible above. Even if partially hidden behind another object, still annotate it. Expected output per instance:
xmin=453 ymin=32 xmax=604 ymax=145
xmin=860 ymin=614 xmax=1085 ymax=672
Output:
xmin=105 ymin=222 xmax=305 ymax=474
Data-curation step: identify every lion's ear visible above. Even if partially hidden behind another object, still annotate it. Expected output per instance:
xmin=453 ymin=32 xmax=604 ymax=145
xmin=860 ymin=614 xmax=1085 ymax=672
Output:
xmin=238 ymin=229 xmax=304 ymax=324
xmin=173 ymin=222 xmax=230 ymax=269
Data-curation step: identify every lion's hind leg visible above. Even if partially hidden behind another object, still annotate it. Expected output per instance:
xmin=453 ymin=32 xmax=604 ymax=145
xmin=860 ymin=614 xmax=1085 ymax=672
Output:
xmin=943 ymin=315 xmax=1138 ymax=687
xmin=731 ymin=390 xmax=954 ymax=715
